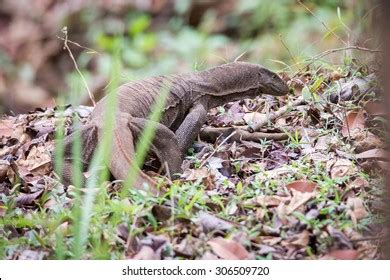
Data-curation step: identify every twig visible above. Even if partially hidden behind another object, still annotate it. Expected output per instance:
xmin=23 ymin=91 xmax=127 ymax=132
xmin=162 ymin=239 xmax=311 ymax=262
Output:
xmin=200 ymin=127 xmax=289 ymax=143
xmin=350 ymin=235 xmax=384 ymax=243
xmin=250 ymin=96 xmax=306 ymax=132
xmin=199 ymin=130 xmax=237 ymax=168
xmin=60 ymin=26 xmax=96 ymax=107
xmin=279 ymin=34 xmax=298 ymax=66
xmin=297 ymin=0 xmax=347 ymax=46
xmin=56 ymin=35 xmax=98 ymax=54
xmin=290 ymin=46 xmax=381 ymax=78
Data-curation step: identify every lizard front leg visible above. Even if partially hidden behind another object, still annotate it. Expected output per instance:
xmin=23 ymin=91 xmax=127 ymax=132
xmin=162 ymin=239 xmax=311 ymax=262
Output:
xmin=175 ymin=102 xmax=208 ymax=155
xmin=129 ymin=117 xmax=183 ymax=178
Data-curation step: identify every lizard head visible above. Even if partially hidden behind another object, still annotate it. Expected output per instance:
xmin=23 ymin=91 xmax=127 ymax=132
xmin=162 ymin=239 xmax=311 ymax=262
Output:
xmin=256 ymin=65 xmax=289 ymax=96
xmin=195 ymin=62 xmax=289 ymax=108
xmin=210 ymin=62 xmax=289 ymax=97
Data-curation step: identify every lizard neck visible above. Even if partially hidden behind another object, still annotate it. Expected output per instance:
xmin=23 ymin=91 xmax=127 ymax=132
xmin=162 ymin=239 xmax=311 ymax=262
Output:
xmin=203 ymin=86 xmax=260 ymax=108
xmin=187 ymin=62 xmax=262 ymax=109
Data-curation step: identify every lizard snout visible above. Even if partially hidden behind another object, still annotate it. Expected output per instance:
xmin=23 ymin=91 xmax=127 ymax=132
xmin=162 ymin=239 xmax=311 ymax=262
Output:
xmin=269 ymin=80 xmax=289 ymax=96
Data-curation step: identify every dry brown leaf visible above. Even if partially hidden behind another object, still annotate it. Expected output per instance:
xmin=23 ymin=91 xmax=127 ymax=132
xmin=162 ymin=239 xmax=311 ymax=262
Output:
xmin=341 ymin=110 xmax=366 ymax=137
xmin=255 ymin=195 xmax=289 ymax=207
xmin=353 ymin=131 xmax=383 ymax=152
xmin=261 ymin=236 xmax=282 ymax=246
xmin=131 ymin=246 xmax=160 ymax=260
xmin=201 ymin=251 xmax=219 ymax=260
xmin=174 ymin=237 xmax=202 ymax=258
xmin=197 ymin=211 xmax=234 ymax=232
xmin=329 ymin=158 xmax=357 ymax=179
xmin=243 ymin=112 xmax=267 ymax=125
xmin=182 ymin=167 xmax=209 ymax=181
xmin=287 ymin=189 xmax=315 ymax=214
xmin=275 ymin=202 xmax=289 ymax=223
xmin=18 ymin=249 xmax=44 ymax=260
xmin=327 ymin=249 xmax=359 ymax=260
xmin=15 ymin=189 xmax=44 ymax=206
xmin=15 ymin=145 xmax=55 ymax=179
xmin=346 ymin=197 xmax=368 ymax=225
xmin=348 ymin=177 xmax=369 ymax=190
xmin=152 ymin=205 xmax=172 ymax=221
xmin=315 ymin=135 xmax=331 ymax=151
xmin=208 ymin=237 xmax=249 ymax=260
xmin=355 ymin=148 xmax=388 ymax=160
xmin=0 ymin=159 xmax=10 ymax=180
xmin=377 ymin=161 xmax=390 ymax=171
xmin=0 ymin=119 xmax=14 ymax=138
xmin=364 ymin=101 xmax=386 ymax=116
xmin=291 ymin=230 xmax=310 ymax=247
xmin=286 ymin=180 xmax=317 ymax=193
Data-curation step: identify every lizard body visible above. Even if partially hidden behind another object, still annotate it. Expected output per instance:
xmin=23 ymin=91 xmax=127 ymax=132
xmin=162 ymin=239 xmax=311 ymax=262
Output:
xmin=58 ymin=62 xmax=289 ymax=194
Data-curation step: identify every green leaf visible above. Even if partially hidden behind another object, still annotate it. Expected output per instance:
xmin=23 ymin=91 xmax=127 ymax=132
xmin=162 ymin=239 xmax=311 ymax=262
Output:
xmin=310 ymin=77 xmax=324 ymax=92
xmin=128 ymin=15 xmax=151 ymax=36
xmin=301 ymin=86 xmax=312 ymax=101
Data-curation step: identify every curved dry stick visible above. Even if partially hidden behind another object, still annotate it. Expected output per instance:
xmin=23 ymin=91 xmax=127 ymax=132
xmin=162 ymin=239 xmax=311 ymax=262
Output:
xmin=250 ymin=96 xmax=305 ymax=132
xmin=199 ymin=126 xmax=289 ymax=143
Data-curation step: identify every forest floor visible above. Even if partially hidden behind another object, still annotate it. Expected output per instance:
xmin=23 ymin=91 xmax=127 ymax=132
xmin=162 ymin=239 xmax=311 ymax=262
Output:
xmin=0 ymin=59 xmax=386 ymax=260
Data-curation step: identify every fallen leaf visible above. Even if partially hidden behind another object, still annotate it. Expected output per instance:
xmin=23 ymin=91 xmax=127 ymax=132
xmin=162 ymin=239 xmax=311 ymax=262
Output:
xmin=174 ymin=237 xmax=202 ymax=258
xmin=327 ymin=226 xmax=354 ymax=249
xmin=197 ymin=211 xmax=234 ymax=232
xmin=131 ymin=246 xmax=160 ymax=260
xmin=208 ymin=237 xmax=249 ymax=260
xmin=182 ymin=167 xmax=209 ymax=181
xmin=329 ymin=158 xmax=357 ymax=179
xmin=346 ymin=197 xmax=368 ymax=225
xmin=152 ymin=205 xmax=172 ymax=221
xmin=255 ymin=195 xmax=289 ymax=207
xmin=348 ymin=177 xmax=369 ymax=190
xmin=15 ymin=189 xmax=44 ymax=206
xmin=201 ymin=251 xmax=219 ymax=260
xmin=341 ymin=110 xmax=366 ymax=137
xmin=18 ymin=249 xmax=45 ymax=260
xmin=261 ymin=236 xmax=282 ymax=246
xmin=243 ymin=112 xmax=267 ymax=125
xmin=286 ymin=180 xmax=317 ymax=193
xmin=377 ymin=161 xmax=390 ymax=171
xmin=287 ymin=189 xmax=315 ymax=214
xmin=364 ymin=101 xmax=386 ymax=116
xmin=116 ymin=224 xmax=129 ymax=241
xmin=355 ymin=148 xmax=388 ymax=160
xmin=0 ymin=159 xmax=10 ymax=180
xmin=353 ymin=131 xmax=383 ymax=152
xmin=290 ymin=230 xmax=310 ymax=247
xmin=328 ymin=249 xmax=359 ymax=260
xmin=0 ymin=119 xmax=14 ymax=138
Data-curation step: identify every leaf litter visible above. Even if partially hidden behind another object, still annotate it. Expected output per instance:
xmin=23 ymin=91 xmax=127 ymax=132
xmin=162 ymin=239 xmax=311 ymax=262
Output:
xmin=0 ymin=64 xmax=386 ymax=259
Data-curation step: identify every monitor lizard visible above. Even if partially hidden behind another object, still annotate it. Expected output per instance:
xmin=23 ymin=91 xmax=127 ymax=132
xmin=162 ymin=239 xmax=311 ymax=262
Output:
xmin=56 ymin=62 xmax=289 ymax=194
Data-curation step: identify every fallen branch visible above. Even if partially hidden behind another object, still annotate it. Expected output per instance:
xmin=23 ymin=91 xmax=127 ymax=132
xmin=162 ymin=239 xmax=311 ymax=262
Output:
xmin=199 ymin=126 xmax=289 ymax=143
xmin=250 ymin=96 xmax=306 ymax=132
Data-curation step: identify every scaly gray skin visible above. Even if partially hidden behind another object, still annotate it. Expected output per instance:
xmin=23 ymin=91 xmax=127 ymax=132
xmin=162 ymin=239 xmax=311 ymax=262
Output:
xmin=59 ymin=62 xmax=289 ymax=193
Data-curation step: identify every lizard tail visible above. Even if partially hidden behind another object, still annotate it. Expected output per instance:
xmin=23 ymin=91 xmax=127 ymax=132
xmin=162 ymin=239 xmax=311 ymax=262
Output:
xmin=108 ymin=114 xmax=159 ymax=195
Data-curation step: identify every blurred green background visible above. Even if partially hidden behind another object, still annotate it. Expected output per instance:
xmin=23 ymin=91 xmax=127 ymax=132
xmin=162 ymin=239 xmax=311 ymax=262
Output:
xmin=0 ymin=0 xmax=377 ymax=113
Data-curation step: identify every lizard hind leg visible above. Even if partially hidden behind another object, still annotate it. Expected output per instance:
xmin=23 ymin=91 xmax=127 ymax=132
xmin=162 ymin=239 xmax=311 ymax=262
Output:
xmin=129 ymin=117 xmax=183 ymax=179
xmin=57 ymin=123 xmax=98 ymax=187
